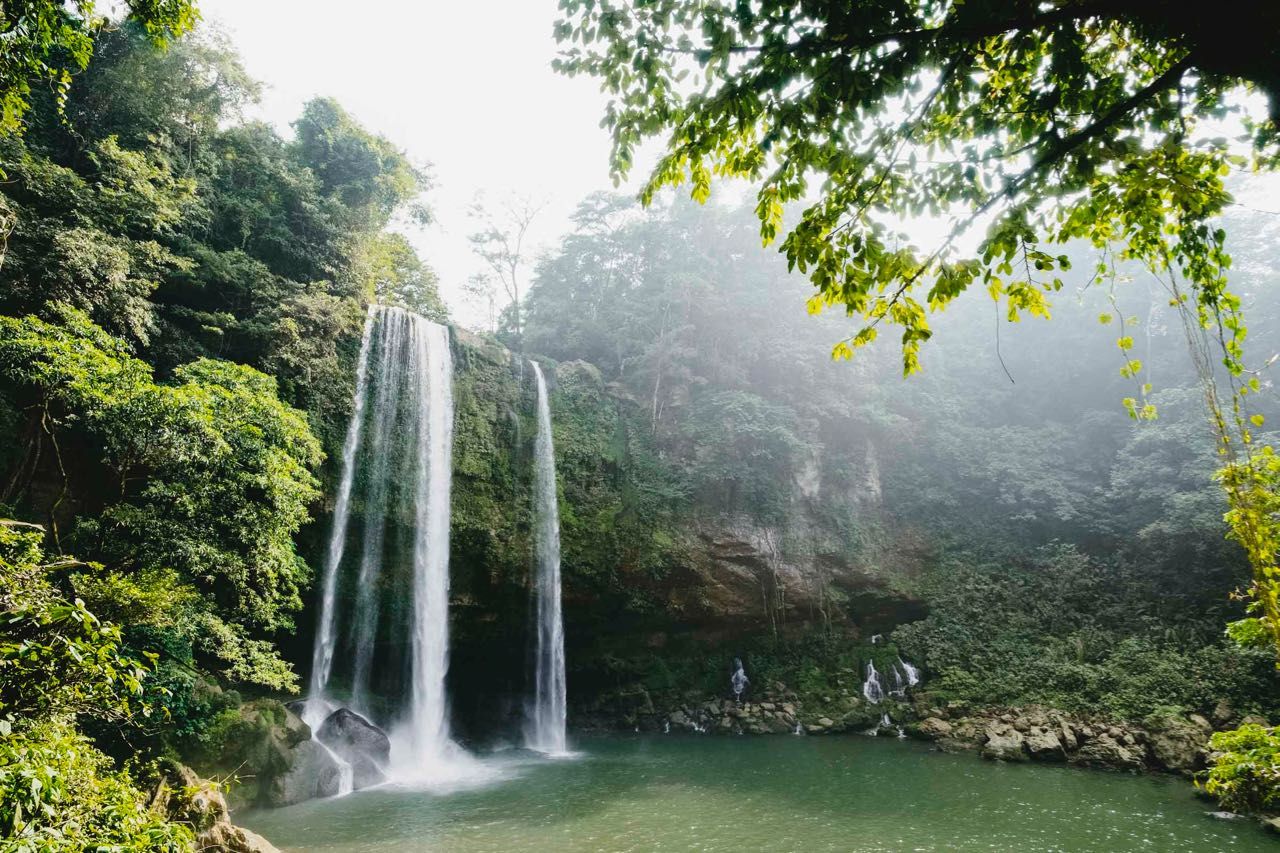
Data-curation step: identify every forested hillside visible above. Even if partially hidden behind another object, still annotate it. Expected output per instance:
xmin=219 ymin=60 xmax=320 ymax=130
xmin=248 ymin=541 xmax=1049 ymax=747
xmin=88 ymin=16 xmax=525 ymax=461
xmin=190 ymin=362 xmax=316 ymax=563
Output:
xmin=3 ymin=7 xmax=1280 ymax=850
xmin=0 ymin=25 xmax=437 ymax=845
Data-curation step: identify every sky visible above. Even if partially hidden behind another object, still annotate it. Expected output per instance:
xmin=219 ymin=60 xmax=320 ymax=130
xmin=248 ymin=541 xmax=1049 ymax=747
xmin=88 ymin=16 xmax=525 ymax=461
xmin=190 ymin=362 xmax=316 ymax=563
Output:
xmin=194 ymin=1 xmax=1280 ymax=332
xmin=199 ymin=0 xmax=649 ymax=327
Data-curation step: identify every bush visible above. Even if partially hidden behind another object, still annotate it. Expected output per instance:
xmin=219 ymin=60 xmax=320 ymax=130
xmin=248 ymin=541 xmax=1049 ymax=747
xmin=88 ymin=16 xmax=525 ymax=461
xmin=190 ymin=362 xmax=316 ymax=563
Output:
xmin=0 ymin=721 xmax=193 ymax=851
xmin=1203 ymin=724 xmax=1280 ymax=814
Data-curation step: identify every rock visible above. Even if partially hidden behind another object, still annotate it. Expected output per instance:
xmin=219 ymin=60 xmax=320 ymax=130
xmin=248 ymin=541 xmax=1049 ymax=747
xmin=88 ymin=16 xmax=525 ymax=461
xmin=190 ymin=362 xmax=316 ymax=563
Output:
xmin=1025 ymin=726 xmax=1065 ymax=761
xmin=760 ymin=702 xmax=776 ymax=712
xmin=1213 ymin=700 xmax=1236 ymax=727
xmin=1012 ymin=717 xmax=1031 ymax=733
xmin=151 ymin=762 xmax=282 ymax=852
xmin=1242 ymin=714 xmax=1271 ymax=728
xmin=1058 ymin=721 xmax=1078 ymax=751
xmin=981 ymin=723 xmax=1027 ymax=761
xmin=1072 ymin=734 xmax=1146 ymax=771
xmin=268 ymin=739 xmax=343 ymax=806
xmin=817 ymin=717 xmax=836 ymax=728
xmin=782 ymin=703 xmax=797 ymax=716
xmin=1145 ymin=713 xmax=1211 ymax=774
xmin=318 ymin=708 xmax=392 ymax=766
xmin=718 ymin=717 xmax=733 ymax=731
xmin=805 ymin=724 xmax=825 ymax=735
xmin=918 ymin=717 xmax=953 ymax=739
xmin=1262 ymin=816 xmax=1280 ymax=834
xmin=669 ymin=710 xmax=689 ymax=727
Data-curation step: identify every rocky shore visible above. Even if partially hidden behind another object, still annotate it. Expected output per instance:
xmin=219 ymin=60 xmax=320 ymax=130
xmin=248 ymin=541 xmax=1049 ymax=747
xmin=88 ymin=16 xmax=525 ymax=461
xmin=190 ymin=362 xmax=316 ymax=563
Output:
xmin=578 ymin=680 xmax=1268 ymax=781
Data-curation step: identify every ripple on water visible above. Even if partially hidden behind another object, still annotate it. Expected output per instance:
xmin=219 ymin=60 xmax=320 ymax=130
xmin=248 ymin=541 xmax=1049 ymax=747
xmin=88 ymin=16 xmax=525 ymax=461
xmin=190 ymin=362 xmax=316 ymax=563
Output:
xmin=240 ymin=736 xmax=1277 ymax=853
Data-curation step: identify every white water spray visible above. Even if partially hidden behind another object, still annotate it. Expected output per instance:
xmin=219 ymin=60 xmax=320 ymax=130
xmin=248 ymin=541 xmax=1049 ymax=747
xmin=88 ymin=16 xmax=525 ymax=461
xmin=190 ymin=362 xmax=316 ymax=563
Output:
xmin=307 ymin=308 xmax=375 ymax=725
xmin=862 ymin=660 xmax=884 ymax=704
xmin=402 ymin=315 xmax=456 ymax=769
xmin=527 ymin=362 xmax=568 ymax=754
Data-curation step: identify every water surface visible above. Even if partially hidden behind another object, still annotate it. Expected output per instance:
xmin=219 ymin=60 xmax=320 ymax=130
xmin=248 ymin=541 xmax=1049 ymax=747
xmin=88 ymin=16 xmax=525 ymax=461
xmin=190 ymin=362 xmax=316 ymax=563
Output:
xmin=241 ymin=735 xmax=1275 ymax=852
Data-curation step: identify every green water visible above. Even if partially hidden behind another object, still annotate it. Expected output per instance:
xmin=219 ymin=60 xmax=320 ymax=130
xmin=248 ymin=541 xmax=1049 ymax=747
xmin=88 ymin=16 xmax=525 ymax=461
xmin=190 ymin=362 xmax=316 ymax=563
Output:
xmin=241 ymin=735 xmax=1276 ymax=852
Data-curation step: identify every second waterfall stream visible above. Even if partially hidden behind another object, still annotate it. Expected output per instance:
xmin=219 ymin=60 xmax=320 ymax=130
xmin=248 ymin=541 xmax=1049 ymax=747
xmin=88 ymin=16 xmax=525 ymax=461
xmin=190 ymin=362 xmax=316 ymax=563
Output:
xmin=527 ymin=361 xmax=568 ymax=754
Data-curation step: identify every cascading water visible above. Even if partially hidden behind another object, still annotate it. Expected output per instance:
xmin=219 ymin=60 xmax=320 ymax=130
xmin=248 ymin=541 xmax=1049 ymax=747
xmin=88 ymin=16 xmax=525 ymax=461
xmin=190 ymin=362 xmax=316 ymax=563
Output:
xmin=899 ymin=657 xmax=920 ymax=687
xmin=304 ymin=305 xmax=463 ymax=783
xmin=308 ymin=307 xmax=376 ymax=725
xmin=527 ymin=362 xmax=568 ymax=754
xmin=862 ymin=661 xmax=884 ymax=704
xmin=402 ymin=315 xmax=456 ymax=771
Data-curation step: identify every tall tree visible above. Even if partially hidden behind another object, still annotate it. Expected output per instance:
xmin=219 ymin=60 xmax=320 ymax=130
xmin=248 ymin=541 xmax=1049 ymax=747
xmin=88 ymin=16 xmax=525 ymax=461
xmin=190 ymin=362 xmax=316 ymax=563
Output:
xmin=468 ymin=195 xmax=544 ymax=345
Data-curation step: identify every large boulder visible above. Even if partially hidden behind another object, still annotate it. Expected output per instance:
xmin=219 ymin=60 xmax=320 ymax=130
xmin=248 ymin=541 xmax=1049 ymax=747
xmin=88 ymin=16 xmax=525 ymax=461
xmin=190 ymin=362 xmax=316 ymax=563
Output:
xmin=1144 ymin=713 xmax=1211 ymax=774
xmin=317 ymin=708 xmax=392 ymax=789
xmin=267 ymin=739 xmax=344 ymax=806
xmin=148 ymin=761 xmax=282 ymax=852
xmin=1072 ymin=734 xmax=1146 ymax=771
xmin=917 ymin=717 xmax=953 ymax=739
xmin=1024 ymin=726 xmax=1066 ymax=761
xmin=980 ymin=722 xmax=1027 ymax=761
xmin=189 ymin=699 xmax=314 ymax=808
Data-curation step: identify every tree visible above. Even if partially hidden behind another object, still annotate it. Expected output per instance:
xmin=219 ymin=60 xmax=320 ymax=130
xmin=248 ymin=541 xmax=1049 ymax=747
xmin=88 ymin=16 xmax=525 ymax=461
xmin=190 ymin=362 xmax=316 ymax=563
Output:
xmin=0 ymin=1 xmax=198 ymax=138
xmin=555 ymin=0 xmax=1280 ymax=659
xmin=0 ymin=307 xmax=322 ymax=690
xmin=468 ymin=195 xmax=544 ymax=344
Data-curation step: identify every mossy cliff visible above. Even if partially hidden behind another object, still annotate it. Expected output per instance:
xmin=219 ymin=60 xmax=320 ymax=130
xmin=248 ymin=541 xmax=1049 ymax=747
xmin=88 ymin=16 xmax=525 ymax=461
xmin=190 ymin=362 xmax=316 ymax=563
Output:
xmin=424 ymin=330 xmax=925 ymax=740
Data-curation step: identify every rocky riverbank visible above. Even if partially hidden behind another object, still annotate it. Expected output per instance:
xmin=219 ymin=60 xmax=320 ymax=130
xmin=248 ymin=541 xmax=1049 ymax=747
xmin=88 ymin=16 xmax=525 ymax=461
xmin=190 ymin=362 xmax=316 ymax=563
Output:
xmin=905 ymin=703 xmax=1258 ymax=775
xmin=575 ymin=678 xmax=1268 ymax=781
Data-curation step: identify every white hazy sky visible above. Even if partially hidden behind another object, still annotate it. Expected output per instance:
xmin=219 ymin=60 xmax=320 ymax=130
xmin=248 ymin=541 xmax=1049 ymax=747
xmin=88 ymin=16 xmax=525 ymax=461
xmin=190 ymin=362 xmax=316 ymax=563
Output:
xmin=199 ymin=0 xmax=651 ymax=327
xmin=192 ymin=2 xmax=1280 ymax=330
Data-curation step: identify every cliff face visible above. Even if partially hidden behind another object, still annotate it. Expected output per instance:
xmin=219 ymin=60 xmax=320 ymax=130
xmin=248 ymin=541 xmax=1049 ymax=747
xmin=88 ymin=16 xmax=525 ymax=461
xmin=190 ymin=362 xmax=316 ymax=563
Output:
xmin=432 ymin=331 xmax=927 ymax=738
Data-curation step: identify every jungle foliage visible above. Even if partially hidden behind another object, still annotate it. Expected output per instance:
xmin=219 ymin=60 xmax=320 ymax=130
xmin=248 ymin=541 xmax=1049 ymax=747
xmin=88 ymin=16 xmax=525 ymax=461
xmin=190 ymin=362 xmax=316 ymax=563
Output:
xmin=555 ymin=0 xmax=1280 ymax=665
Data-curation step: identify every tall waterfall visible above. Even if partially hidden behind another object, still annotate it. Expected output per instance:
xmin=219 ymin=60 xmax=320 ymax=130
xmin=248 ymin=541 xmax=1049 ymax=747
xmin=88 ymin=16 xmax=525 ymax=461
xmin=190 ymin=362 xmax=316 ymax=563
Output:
xmin=527 ymin=362 xmax=567 ymax=754
xmin=308 ymin=307 xmax=375 ymax=718
xmin=305 ymin=305 xmax=458 ymax=773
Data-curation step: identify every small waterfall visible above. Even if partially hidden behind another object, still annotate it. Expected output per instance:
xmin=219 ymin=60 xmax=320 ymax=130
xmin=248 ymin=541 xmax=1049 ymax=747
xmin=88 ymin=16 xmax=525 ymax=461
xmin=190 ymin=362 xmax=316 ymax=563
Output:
xmin=527 ymin=362 xmax=567 ymax=754
xmin=899 ymin=657 xmax=921 ymax=687
xmin=862 ymin=661 xmax=884 ymax=704
xmin=314 ymin=739 xmax=355 ymax=797
xmin=308 ymin=308 xmax=376 ymax=721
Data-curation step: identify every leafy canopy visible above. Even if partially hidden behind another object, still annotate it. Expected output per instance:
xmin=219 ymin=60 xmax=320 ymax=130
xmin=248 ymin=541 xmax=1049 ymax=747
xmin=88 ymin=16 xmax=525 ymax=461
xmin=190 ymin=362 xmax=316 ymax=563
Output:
xmin=0 ymin=307 xmax=321 ymax=690
xmin=555 ymin=0 xmax=1277 ymax=374
xmin=0 ymin=0 xmax=198 ymax=137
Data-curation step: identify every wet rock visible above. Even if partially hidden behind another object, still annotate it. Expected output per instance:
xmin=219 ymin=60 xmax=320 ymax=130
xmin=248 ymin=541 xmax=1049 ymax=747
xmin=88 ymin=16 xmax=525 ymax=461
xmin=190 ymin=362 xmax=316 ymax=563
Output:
xmin=981 ymin=723 xmax=1027 ymax=761
xmin=318 ymin=708 xmax=392 ymax=766
xmin=268 ymin=739 xmax=343 ymax=806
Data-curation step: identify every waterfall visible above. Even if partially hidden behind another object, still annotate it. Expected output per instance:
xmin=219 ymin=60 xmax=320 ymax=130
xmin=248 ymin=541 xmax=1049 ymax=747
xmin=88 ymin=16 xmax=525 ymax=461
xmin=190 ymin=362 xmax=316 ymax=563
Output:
xmin=307 ymin=308 xmax=376 ymax=725
xmin=527 ymin=361 xmax=567 ymax=754
xmin=899 ymin=657 xmax=921 ymax=687
xmin=304 ymin=305 xmax=461 ymax=779
xmin=862 ymin=661 xmax=884 ymax=704
xmin=404 ymin=315 xmax=456 ymax=768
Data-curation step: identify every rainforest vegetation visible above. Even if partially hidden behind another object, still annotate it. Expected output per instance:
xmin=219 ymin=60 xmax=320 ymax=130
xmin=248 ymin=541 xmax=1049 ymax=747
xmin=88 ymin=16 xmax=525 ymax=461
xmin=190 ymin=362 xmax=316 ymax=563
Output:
xmin=1 ymin=0 xmax=1280 ymax=849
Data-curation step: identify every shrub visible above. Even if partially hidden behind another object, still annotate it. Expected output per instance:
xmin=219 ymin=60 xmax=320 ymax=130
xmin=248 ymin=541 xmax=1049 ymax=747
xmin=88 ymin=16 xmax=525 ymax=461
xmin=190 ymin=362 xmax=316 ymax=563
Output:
xmin=1203 ymin=724 xmax=1280 ymax=814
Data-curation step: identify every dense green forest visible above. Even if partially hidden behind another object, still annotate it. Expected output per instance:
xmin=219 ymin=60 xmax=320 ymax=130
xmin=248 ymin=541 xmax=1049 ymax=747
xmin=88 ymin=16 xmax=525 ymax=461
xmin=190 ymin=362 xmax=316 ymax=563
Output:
xmin=3 ymin=4 xmax=1280 ymax=850
xmin=0 ymin=24 xmax=440 ymax=846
